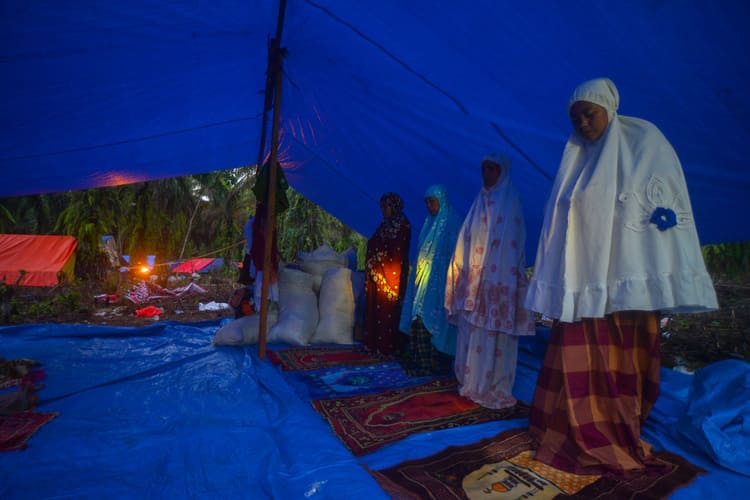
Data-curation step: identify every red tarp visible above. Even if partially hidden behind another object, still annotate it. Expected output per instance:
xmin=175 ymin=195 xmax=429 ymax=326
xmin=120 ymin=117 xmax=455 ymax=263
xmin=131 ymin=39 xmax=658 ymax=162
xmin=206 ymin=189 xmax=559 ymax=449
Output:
xmin=0 ymin=234 xmax=77 ymax=287
xmin=172 ymin=258 xmax=216 ymax=274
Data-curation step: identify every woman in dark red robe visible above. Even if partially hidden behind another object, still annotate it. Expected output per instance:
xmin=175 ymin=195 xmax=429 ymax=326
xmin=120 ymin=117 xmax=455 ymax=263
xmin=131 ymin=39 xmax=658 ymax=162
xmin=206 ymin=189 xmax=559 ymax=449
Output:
xmin=364 ymin=193 xmax=411 ymax=356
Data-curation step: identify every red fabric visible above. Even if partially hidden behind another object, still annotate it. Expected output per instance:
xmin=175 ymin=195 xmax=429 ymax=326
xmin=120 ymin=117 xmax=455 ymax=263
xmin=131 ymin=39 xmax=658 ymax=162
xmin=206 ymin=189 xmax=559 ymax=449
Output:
xmin=0 ymin=411 xmax=58 ymax=452
xmin=311 ymin=378 xmax=528 ymax=456
xmin=135 ymin=305 xmax=164 ymax=317
xmin=0 ymin=234 xmax=77 ymax=287
xmin=267 ymin=346 xmax=383 ymax=371
xmin=241 ymin=302 xmax=253 ymax=316
xmin=172 ymin=258 xmax=215 ymax=273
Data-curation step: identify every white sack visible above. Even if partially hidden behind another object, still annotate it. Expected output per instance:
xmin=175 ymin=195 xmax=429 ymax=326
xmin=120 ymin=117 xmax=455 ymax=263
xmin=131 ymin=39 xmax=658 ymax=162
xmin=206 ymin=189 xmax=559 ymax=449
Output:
xmin=212 ymin=310 xmax=278 ymax=345
xmin=297 ymin=244 xmax=347 ymax=292
xmin=311 ymin=267 xmax=355 ymax=344
xmin=268 ymin=267 xmax=319 ymax=345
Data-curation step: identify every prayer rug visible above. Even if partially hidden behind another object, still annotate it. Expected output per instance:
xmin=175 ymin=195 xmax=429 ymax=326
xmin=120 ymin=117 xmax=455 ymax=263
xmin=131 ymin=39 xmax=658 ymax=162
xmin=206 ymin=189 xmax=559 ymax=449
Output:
xmin=267 ymin=345 xmax=383 ymax=371
xmin=311 ymin=378 xmax=529 ymax=456
xmin=369 ymin=428 xmax=705 ymax=499
xmin=0 ymin=411 xmax=58 ymax=452
xmin=287 ymin=362 xmax=431 ymax=400
xmin=0 ymin=367 xmax=47 ymax=389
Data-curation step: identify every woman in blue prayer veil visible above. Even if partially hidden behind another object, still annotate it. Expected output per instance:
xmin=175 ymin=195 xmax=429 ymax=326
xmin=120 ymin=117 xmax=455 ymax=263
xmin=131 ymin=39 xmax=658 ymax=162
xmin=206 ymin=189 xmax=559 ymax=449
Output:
xmin=399 ymin=184 xmax=463 ymax=376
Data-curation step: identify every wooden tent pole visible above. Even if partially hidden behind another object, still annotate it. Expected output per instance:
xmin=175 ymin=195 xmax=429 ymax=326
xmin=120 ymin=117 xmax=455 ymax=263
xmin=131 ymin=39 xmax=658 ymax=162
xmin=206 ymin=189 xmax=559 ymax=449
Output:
xmin=258 ymin=0 xmax=288 ymax=360
xmin=255 ymin=41 xmax=274 ymax=169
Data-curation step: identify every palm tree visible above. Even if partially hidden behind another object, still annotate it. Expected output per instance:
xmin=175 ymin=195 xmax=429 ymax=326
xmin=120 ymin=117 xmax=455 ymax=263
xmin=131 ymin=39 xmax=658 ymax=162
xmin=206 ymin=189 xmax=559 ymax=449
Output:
xmin=278 ymin=190 xmax=366 ymax=267
xmin=1 ymin=169 xmax=367 ymax=280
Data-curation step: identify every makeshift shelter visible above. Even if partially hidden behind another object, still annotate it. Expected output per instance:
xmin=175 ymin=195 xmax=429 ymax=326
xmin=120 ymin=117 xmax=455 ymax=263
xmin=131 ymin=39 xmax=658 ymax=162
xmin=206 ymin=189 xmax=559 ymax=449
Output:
xmin=1 ymin=3 xmax=749 ymax=499
xmin=172 ymin=257 xmax=224 ymax=274
xmin=0 ymin=234 xmax=77 ymax=287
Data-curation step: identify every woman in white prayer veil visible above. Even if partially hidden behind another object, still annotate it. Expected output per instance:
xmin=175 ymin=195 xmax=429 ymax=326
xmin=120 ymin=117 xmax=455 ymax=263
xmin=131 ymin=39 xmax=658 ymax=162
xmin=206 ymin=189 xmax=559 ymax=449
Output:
xmin=525 ymin=78 xmax=718 ymax=476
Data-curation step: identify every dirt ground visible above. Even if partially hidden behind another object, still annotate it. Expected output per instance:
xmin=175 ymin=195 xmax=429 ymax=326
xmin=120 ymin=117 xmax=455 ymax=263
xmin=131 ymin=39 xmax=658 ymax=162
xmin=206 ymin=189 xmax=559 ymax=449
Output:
xmin=660 ymin=280 xmax=750 ymax=371
xmin=5 ymin=273 xmax=239 ymax=328
xmin=4 ymin=273 xmax=749 ymax=372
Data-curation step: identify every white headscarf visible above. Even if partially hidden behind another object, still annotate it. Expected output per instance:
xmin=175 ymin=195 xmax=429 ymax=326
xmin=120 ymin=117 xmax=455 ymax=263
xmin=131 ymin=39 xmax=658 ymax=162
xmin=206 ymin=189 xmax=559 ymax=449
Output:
xmin=525 ymin=78 xmax=718 ymax=322
xmin=445 ymin=154 xmax=535 ymax=336
xmin=568 ymin=77 xmax=619 ymax=122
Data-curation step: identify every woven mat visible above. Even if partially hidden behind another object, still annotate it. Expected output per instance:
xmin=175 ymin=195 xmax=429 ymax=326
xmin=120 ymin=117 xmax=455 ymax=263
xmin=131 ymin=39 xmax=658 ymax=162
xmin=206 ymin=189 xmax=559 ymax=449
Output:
xmin=312 ymin=378 xmax=529 ymax=456
xmin=0 ymin=411 xmax=58 ymax=452
xmin=369 ymin=428 xmax=705 ymax=499
xmin=267 ymin=345 xmax=383 ymax=371
xmin=287 ymin=361 xmax=430 ymax=400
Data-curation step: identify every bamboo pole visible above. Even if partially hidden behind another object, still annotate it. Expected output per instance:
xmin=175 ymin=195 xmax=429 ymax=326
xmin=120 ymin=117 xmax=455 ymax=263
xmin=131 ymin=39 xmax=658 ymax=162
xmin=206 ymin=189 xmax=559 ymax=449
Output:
xmin=258 ymin=0 xmax=288 ymax=360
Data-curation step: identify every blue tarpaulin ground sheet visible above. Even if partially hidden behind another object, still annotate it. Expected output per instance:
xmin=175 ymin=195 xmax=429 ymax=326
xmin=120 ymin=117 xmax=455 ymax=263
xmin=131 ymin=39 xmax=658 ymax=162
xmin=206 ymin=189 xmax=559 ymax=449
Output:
xmin=1 ymin=321 xmax=748 ymax=498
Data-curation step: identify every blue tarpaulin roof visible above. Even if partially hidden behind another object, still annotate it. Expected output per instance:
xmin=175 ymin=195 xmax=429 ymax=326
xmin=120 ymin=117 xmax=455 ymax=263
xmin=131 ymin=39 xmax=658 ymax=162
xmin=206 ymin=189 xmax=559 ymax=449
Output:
xmin=2 ymin=1 xmax=749 ymax=261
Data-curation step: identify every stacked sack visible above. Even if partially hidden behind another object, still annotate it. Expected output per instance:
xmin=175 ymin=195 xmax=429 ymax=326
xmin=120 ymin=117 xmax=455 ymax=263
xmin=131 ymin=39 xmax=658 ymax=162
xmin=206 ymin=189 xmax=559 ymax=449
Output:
xmin=214 ymin=244 xmax=356 ymax=346
xmin=268 ymin=266 xmax=320 ymax=345
xmin=297 ymin=244 xmax=348 ymax=292
xmin=212 ymin=310 xmax=279 ymax=346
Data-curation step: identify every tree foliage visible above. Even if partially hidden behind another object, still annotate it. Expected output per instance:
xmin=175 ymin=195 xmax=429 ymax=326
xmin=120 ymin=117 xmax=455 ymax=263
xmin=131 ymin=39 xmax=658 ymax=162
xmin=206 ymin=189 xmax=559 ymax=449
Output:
xmin=278 ymin=190 xmax=367 ymax=268
xmin=702 ymin=241 xmax=750 ymax=280
xmin=3 ymin=173 xmax=750 ymax=284
xmin=0 ymin=167 xmax=367 ymax=281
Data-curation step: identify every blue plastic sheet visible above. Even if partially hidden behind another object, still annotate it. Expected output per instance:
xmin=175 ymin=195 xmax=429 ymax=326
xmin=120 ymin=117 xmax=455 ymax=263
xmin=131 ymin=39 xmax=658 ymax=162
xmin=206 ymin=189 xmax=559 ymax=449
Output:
xmin=2 ymin=321 xmax=749 ymax=498
xmin=0 ymin=321 xmax=387 ymax=499
xmin=676 ymin=360 xmax=750 ymax=477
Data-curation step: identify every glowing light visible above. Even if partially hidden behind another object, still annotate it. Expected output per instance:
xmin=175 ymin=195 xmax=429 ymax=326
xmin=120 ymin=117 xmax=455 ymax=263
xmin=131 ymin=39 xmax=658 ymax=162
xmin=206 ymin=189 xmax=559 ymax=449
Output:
xmin=140 ymin=266 xmax=150 ymax=274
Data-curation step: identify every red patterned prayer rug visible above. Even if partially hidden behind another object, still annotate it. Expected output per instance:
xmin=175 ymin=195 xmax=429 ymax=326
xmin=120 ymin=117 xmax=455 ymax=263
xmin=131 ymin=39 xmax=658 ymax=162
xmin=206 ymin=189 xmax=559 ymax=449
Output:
xmin=0 ymin=411 xmax=58 ymax=452
xmin=311 ymin=378 xmax=529 ymax=456
xmin=369 ymin=428 xmax=705 ymax=499
xmin=267 ymin=346 xmax=383 ymax=371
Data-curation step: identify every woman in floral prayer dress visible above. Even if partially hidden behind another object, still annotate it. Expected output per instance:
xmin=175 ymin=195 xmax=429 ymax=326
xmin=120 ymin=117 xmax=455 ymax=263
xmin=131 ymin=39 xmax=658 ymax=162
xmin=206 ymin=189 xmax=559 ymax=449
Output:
xmin=445 ymin=154 xmax=536 ymax=409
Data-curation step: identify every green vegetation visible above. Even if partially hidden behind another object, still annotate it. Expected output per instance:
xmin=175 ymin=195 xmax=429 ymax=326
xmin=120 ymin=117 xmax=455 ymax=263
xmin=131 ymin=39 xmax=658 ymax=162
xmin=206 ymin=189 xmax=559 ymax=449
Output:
xmin=0 ymin=270 xmax=84 ymax=323
xmin=0 ymin=167 xmax=367 ymax=284
xmin=702 ymin=241 xmax=750 ymax=281
xmin=278 ymin=192 xmax=367 ymax=269
xmin=1 ymin=168 xmax=746 ymax=294
xmin=0 ymin=167 xmax=370 ymax=324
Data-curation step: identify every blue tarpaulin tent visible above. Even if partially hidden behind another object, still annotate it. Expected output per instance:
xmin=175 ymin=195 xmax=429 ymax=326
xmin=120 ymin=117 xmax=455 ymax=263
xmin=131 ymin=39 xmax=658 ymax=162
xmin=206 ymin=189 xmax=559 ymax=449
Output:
xmin=2 ymin=1 xmax=748 ymax=261
xmin=2 ymin=3 xmax=749 ymax=498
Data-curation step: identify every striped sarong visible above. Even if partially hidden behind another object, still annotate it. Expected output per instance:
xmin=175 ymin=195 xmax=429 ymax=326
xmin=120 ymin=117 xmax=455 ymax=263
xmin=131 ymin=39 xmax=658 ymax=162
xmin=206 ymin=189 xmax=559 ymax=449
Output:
xmin=401 ymin=317 xmax=453 ymax=377
xmin=529 ymin=310 xmax=662 ymax=476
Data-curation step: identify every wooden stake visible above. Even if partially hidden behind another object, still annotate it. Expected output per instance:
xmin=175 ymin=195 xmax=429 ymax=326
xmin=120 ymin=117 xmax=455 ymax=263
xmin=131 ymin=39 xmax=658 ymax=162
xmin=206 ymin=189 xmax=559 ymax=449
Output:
xmin=258 ymin=0 xmax=288 ymax=360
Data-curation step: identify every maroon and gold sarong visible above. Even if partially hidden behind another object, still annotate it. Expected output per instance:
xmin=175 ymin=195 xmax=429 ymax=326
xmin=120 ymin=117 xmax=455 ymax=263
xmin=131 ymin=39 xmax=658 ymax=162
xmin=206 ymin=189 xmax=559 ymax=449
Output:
xmin=529 ymin=310 xmax=662 ymax=476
